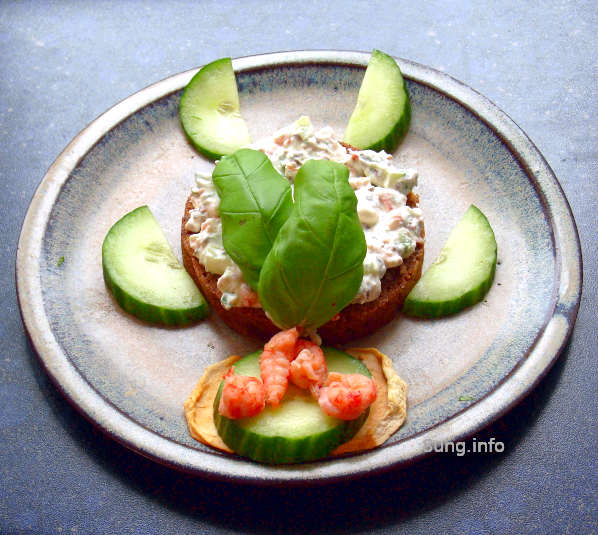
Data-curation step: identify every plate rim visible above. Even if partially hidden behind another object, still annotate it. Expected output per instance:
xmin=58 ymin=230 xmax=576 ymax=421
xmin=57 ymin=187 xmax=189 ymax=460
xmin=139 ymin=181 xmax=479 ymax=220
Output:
xmin=16 ymin=49 xmax=582 ymax=485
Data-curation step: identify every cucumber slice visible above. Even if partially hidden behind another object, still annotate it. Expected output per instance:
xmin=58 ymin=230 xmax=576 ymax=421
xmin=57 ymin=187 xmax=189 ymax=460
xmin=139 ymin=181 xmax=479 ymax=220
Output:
xmin=403 ymin=205 xmax=497 ymax=318
xmin=179 ymin=57 xmax=251 ymax=160
xmin=343 ymin=49 xmax=411 ymax=152
xmin=214 ymin=347 xmax=371 ymax=464
xmin=102 ymin=206 xmax=209 ymax=326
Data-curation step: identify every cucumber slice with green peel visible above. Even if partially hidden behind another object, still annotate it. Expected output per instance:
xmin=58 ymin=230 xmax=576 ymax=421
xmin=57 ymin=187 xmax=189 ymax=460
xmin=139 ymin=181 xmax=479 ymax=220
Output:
xmin=179 ymin=57 xmax=251 ymax=160
xmin=214 ymin=347 xmax=371 ymax=464
xmin=403 ymin=205 xmax=497 ymax=318
xmin=343 ymin=49 xmax=411 ymax=153
xmin=102 ymin=206 xmax=209 ymax=326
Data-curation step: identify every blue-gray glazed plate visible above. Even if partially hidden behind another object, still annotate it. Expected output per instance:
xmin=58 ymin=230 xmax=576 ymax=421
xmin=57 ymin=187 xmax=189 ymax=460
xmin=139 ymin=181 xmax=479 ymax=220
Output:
xmin=16 ymin=51 xmax=582 ymax=484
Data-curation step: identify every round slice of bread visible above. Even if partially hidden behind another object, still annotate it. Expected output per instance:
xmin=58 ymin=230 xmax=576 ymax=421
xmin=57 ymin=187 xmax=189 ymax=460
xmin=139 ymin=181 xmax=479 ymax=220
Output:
xmin=181 ymin=193 xmax=423 ymax=345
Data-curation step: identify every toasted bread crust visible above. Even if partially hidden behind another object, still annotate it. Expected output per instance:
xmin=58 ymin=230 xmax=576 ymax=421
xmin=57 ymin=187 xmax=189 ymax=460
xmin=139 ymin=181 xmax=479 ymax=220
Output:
xmin=181 ymin=192 xmax=424 ymax=344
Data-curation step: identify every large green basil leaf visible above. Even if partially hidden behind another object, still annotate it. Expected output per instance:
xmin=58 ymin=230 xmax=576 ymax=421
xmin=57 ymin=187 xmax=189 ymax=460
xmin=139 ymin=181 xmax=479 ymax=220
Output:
xmin=212 ymin=148 xmax=293 ymax=289
xmin=258 ymin=159 xmax=366 ymax=330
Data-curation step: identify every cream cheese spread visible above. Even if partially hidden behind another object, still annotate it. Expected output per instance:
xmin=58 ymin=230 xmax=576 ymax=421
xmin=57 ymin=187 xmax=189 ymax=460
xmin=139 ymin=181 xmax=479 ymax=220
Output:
xmin=186 ymin=116 xmax=424 ymax=309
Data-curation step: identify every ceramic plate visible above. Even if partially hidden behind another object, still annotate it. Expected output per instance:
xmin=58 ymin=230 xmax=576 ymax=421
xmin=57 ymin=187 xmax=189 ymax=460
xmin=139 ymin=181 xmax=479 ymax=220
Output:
xmin=17 ymin=51 xmax=581 ymax=484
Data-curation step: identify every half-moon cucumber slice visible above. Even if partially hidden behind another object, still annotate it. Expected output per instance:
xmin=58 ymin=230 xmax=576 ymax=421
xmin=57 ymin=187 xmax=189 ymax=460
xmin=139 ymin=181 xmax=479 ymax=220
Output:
xmin=403 ymin=205 xmax=497 ymax=317
xmin=102 ymin=205 xmax=209 ymax=326
xmin=343 ymin=49 xmax=411 ymax=152
xmin=179 ymin=57 xmax=251 ymax=160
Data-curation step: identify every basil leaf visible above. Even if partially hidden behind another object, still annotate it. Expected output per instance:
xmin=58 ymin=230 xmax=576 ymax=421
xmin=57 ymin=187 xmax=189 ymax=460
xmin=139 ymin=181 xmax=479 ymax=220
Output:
xmin=212 ymin=148 xmax=293 ymax=289
xmin=258 ymin=159 xmax=366 ymax=330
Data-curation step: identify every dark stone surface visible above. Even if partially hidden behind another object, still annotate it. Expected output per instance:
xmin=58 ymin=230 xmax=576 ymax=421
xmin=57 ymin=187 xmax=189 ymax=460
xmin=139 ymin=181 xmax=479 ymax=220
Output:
xmin=1 ymin=1 xmax=596 ymax=533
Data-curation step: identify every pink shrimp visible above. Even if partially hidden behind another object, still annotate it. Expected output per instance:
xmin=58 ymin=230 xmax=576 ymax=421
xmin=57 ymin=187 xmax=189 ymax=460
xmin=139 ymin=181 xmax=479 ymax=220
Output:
xmin=259 ymin=327 xmax=300 ymax=407
xmin=237 ymin=284 xmax=260 ymax=307
xmin=317 ymin=372 xmax=377 ymax=420
xmin=379 ymin=192 xmax=396 ymax=211
xmin=387 ymin=209 xmax=404 ymax=230
xmin=218 ymin=367 xmax=266 ymax=419
xmin=289 ymin=340 xmax=327 ymax=397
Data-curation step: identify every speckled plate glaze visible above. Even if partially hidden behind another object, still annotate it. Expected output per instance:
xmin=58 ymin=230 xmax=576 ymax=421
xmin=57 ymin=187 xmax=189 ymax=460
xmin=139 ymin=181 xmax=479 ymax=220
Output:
xmin=17 ymin=51 xmax=582 ymax=484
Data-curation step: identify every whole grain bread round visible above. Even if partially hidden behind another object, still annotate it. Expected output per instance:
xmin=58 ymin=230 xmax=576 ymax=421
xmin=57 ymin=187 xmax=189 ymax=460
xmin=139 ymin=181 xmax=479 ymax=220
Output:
xmin=181 ymin=193 xmax=424 ymax=345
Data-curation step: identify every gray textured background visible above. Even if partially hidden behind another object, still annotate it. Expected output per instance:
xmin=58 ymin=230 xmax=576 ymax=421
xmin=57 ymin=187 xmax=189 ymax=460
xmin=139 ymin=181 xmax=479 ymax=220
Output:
xmin=1 ymin=1 xmax=596 ymax=533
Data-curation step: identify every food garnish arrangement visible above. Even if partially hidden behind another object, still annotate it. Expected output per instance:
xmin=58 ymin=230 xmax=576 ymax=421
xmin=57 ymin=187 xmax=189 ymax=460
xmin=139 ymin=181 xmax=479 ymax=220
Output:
xmin=101 ymin=50 xmax=497 ymax=464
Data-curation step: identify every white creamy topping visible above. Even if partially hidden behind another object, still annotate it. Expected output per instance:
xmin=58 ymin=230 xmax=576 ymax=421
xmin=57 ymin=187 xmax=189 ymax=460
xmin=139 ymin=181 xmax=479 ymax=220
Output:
xmin=251 ymin=116 xmax=350 ymax=181
xmin=346 ymin=149 xmax=418 ymax=194
xmin=217 ymin=265 xmax=259 ymax=309
xmin=185 ymin=173 xmax=221 ymax=232
xmin=187 ymin=116 xmax=424 ymax=309
xmin=188 ymin=218 xmax=233 ymax=275
xmin=351 ymin=184 xmax=423 ymax=303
